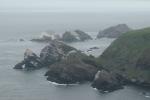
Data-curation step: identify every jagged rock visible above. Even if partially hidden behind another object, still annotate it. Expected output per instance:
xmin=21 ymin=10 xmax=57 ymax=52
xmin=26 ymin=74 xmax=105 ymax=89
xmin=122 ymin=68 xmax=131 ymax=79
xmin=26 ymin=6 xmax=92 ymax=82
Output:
xmin=14 ymin=40 xmax=78 ymax=70
xmin=129 ymin=78 xmax=150 ymax=87
xmin=14 ymin=61 xmax=25 ymax=69
xmin=74 ymin=30 xmax=92 ymax=41
xmin=61 ymin=31 xmax=78 ymax=42
xmin=14 ymin=49 xmax=41 ymax=69
xmin=97 ymin=24 xmax=131 ymax=38
xmin=61 ymin=30 xmax=92 ymax=42
xmin=87 ymin=47 xmax=99 ymax=52
xmin=45 ymin=52 xmax=99 ymax=84
xmin=31 ymin=31 xmax=61 ymax=43
xmin=91 ymin=70 xmax=123 ymax=92
xmin=40 ymin=40 xmax=77 ymax=66
xmin=31 ymin=30 xmax=92 ymax=43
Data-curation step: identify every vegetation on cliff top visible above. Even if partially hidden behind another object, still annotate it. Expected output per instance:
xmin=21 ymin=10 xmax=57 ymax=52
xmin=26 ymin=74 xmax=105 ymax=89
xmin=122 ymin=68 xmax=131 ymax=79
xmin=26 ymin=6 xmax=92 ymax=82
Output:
xmin=98 ymin=27 xmax=150 ymax=83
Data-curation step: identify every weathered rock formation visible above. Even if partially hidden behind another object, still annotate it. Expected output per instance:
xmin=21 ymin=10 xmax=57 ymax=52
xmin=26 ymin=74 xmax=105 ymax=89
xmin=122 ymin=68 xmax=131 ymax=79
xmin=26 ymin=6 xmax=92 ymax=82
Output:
xmin=97 ymin=24 xmax=131 ymax=38
xmin=40 ymin=40 xmax=77 ymax=66
xmin=61 ymin=30 xmax=92 ymax=42
xmin=31 ymin=32 xmax=61 ymax=43
xmin=31 ymin=30 xmax=92 ymax=43
xmin=14 ymin=49 xmax=41 ymax=69
xmin=45 ymin=52 xmax=100 ymax=84
xmin=92 ymin=70 xmax=123 ymax=92
xmin=14 ymin=40 xmax=77 ymax=69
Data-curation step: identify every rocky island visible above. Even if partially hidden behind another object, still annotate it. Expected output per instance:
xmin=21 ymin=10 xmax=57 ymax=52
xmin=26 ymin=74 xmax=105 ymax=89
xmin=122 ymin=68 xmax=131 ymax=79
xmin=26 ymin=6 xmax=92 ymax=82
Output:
xmin=45 ymin=52 xmax=99 ymax=84
xmin=31 ymin=30 xmax=92 ymax=43
xmin=14 ymin=40 xmax=77 ymax=69
xmin=14 ymin=40 xmax=101 ymax=85
xmin=97 ymin=24 xmax=131 ymax=38
xmin=31 ymin=31 xmax=61 ymax=43
xmin=14 ymin=27 xmax=150 ymax=92
xmin=61 ymin=30 xmax=92 ymax=42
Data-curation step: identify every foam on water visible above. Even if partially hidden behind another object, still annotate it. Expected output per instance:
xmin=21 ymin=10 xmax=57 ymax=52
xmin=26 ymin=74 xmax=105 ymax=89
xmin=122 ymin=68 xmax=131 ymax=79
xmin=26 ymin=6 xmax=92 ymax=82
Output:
xmin=49 ymin=81 xmax=79 ymax=86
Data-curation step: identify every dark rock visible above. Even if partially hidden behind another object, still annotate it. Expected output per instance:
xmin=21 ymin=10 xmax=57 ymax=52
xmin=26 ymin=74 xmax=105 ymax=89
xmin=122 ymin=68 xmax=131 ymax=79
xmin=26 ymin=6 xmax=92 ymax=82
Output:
xmin=40 ymin=40 xmax=77 ymax=66
xmin=61 ymin=31 xmax=78 ymax=42
xmin=97 ymin=24 xmax=131 ymax=38
xmin=87 ymin=49 xmax=92 ymax=52
xmin=61 ymin=30 xmax=92 ymax=42
xmin=14 ymin=61 xmax=25 ymax=69
xmin=74 ymin=30 xmax=92 ymax=41
xmin=45 ymin=52 xmax=99 ymax=84
xmin=87 ymin=47 xmax=99 ymax=52
xmin=14 ymin=49 xmax=41 ymax=69
xmin=91 ymin=70 xmax=123 ymax=92
xmin=31 ymin=30 xmax=92 ymax=43
xmin=31 ymin=38 xmax=52 ymax=43
xmin=19 ymin=39 xmax=25 ymax=42
xmin=31 ymin=32 xmax=61 ymax=43
xmin=142 ymin=92 xmax=147 ymax=95
xmin=14 ymin=40 xmax=77 ymax=70
xmin=89 ymin=47 xmax=99 ymax=50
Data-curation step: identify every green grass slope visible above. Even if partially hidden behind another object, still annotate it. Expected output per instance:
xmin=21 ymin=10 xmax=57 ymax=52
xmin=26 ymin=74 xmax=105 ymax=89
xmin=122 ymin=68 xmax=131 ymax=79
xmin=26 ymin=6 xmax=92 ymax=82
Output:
xmin=98 ymin=27 xmax=150 ymax=83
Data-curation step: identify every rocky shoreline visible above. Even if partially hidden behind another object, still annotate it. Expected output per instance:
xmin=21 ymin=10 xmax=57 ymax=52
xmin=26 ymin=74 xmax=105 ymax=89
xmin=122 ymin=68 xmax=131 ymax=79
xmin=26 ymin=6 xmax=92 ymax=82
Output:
xmin=14 ymin=26 xmax=150 ymax=92
xmin=31 ymin=29 xmax=92 ymax=43
xmin=14 ymin=40 xmax=124 ymax=92
xmin=97 ymin=24 xmax=131 ymax=38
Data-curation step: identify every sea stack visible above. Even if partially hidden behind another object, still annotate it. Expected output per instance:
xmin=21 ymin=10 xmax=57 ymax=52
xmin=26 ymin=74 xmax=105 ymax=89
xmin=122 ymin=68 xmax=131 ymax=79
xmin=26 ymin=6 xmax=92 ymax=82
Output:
xmin=97 ymin=24 xmax=131 ymax=38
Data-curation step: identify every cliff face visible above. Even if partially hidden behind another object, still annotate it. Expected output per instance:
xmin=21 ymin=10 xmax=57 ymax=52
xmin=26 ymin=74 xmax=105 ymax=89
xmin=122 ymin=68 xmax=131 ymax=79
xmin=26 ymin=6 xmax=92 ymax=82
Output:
xmin=97 ymin=24 xmax=131 ymax=38
xmin=98 ymin=27 xmax=150 ymax=85
xmin=45 ymin=52 xmax=100 ymax=84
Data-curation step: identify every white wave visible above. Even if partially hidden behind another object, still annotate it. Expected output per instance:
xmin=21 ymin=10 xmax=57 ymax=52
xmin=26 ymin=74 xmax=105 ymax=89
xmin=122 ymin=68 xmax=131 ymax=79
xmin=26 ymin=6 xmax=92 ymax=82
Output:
xmin=49 ymin=81 xmax=79 ymax=86
xmin=93 ymin=87 xmax=98 ymax=91
xmin=39 ymin=31 xmax=61 ymax=40
xmin=145 ymin=95 xmax=150 ymax=98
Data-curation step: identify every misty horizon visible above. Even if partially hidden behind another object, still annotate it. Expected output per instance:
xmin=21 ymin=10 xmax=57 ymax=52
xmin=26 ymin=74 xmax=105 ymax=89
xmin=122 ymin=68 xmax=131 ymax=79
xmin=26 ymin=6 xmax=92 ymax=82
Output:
xmin=1 ymin=0 xmax=150 ymax=12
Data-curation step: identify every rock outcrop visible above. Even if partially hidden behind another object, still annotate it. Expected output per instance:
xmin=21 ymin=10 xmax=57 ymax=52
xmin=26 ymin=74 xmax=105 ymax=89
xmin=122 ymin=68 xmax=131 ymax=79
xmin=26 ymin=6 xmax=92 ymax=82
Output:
xmin=45 ymin=52 xmax=100 ymax=84
xmin=97 ymin=24 xmax=131 ymax=38
xmin=98 ymin=27 xmax=150 ymax=87
xmin=61 ymin=30 xmax=92 ymax=42
xmin=14 ymin=49 xmax=41 ymax=69
xmin=31 ymin=31 xmax=61 ymax=43
xmin=91 ymin=70 xmax=123 ymax=92
xmin=40 ymin=40 xmax=77 ymax=66
xmin=31 ymin=30 xmax=92 ymax=43
xmin=14 ymin=40 xmax=77 ymax=69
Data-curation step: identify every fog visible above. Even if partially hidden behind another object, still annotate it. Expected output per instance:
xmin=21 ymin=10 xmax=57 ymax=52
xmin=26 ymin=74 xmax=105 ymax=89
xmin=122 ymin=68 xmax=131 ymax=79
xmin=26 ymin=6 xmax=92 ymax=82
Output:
xmin=0 ymin=0 xmax=150 ymax=36
xmin=0 ymin=0 xmax=150 ymax=12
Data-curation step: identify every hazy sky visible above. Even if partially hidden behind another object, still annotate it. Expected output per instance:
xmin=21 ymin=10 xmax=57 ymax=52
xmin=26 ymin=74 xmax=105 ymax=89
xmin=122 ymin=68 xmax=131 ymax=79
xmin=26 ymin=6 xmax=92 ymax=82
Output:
xmin=0 ymin=0 xmax=150 ymax=12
